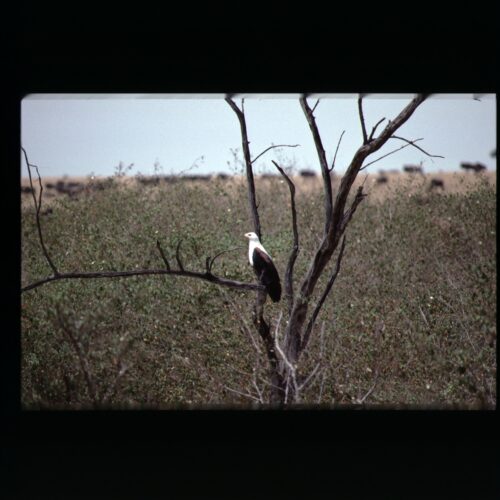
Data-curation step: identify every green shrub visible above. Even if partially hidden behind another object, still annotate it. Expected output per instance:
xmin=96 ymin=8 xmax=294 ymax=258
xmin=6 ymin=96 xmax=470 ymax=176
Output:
xmin=21 ymin=175 xmax=496 ymax=408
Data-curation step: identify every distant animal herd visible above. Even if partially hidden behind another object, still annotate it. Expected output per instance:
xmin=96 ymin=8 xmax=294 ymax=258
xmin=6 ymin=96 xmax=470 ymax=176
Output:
xmin=21 ymin=161 xmax=490 ymax=197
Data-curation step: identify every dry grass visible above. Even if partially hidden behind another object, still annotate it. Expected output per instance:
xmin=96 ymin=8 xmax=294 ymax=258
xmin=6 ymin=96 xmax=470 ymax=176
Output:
xmin=21 ymin=170 xmax=496 ymax=201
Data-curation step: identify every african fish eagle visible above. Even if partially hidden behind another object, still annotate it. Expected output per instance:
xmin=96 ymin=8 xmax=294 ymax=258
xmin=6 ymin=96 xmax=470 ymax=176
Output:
xmin=244 ymin=232 xmax=282 ymax=302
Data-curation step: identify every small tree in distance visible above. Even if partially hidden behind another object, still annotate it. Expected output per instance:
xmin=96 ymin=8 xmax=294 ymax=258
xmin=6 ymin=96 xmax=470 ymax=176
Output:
xmin=21 ymin=94 xmax=441 ymax=405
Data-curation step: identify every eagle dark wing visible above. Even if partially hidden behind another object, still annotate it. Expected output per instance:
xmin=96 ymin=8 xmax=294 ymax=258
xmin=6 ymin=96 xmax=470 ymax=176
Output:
xmin=252 ymin=247 xmax=281 ymax=302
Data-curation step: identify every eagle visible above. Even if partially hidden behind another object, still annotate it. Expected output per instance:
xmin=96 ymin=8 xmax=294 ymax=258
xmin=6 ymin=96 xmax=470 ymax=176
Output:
xmin=244 ymin=232 xmax=281 ymax=302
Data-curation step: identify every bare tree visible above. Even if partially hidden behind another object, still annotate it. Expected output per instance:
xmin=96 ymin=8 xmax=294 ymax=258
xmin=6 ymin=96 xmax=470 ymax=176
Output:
xmin=223 ymin=94 xmax=439 ymax=403
xmin=22 ymin=94 xmax=438 ymax=405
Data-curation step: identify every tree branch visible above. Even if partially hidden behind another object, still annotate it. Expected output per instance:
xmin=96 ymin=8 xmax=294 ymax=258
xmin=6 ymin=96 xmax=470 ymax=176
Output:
xmin=339 ymin=185 xmax=367 ymax=234
xmin=225 ymin=96 xmax=262 ymax=240
xmin=369 ymin=117 xmax=386 ymax=141
xmin=56 ymin=306 xmax=97 ymax=406
xmin=273 ymin=311 xmax=298 ymax=403
xmin=226 ymin=96 xmax=285 ymax=403
xmin=209 ymin=246 xmax=244 ymax=272
xmin=360 ymin=134 xmax=444 ymax=170
xmin=218 ymin=288 xmax=262 ymax=356
xmin=21 ymin=267 xmax=265 ymax=294
xmin=283 ymin=94 xmax=429 ymax=364
xmin=102 ymin=335 xmax=136 ymax=404
xmin=311 ymin=99 xmax=320 ymax=114
xmin=390 ymin=135 xmax=445 ymax=159
xmin=272 ymin=160 xmax=299 ymax=314
xmin=253 ymin=291 xmax=284 ymax=403
xmin=357 ymin=368 xmax=380 ymax=404
xmin=330 ymin=130 xmax=345 ymax=171
xmin=175 ymin=240 xmax=184 ymax=271
xmin=300 ymin=96 xmax=333 ymax=235
xmin=156 ymin=240 xmax=171 ymax=271
xmin=22 ymin=147 xmax=59 ymax=276
xmin=329 ymin=95 xmax=429 ymax=244
xmin=357 ymin=95 xmax=368 ymax=144
xmin=360 ymin=139 xmax=421 ymax=170
xmin=251 ymin=144 xmax=300 ymax=165
xmin=301 ymin=235 xmax=347 ymax=352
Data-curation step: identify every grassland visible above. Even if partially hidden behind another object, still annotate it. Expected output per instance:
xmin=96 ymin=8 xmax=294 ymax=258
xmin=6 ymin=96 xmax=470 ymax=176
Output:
xmin=20 ymin=170 xmax=496 ymax=408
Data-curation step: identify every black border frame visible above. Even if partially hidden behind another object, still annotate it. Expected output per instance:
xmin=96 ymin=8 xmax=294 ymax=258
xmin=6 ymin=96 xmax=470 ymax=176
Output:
xmin=4 ymin=6 xmax=498 ymax=498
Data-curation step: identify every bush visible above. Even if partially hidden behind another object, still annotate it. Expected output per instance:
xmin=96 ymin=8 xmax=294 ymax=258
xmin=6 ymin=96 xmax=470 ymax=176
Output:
xmin=21 ymin=174 xmax=496 ymax=408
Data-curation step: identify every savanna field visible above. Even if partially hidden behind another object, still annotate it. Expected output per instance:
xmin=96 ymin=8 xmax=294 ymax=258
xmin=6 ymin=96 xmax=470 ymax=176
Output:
xmin=20 ymin=170 xmax=497 ymax=408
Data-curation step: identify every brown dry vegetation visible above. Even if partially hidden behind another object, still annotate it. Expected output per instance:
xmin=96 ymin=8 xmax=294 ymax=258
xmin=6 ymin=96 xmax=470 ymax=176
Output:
xmin=21 ymin=170 xmax=496 ymax=408
xmin=21 ymin=170 xmax=497 ymax=202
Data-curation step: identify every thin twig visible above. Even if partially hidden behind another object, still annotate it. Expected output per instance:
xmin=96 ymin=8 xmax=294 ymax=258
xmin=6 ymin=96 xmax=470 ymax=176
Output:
xmin=272 ymin=160 xmax=299 ymax=314
xmin=209 ymin=246 xmax=244 ymax=272
xmin=223 ymin=384 xmax=261 ymax=403
xmin=358 ymin=370 xmax=379 ymax=404
xmin=358 ymin=95 xmax=368 ymax=144
xmin=273 ymin=311 xmax=299 ymax=401
xmin=298 ymin=362 xmax=321 ymax=391
xmin=330 ymin=130 xmax=345 ymax=171
xmin=301 ymin=236 xmax=347 ymax=352
xmin=218 ymin=288 xmax=262 ymax=355
xmin=360 ymin=139 xmax=423 ymax=170
xmin=102 ymin=334 xmax=136 ymax=403
xmin=22 ymin=147 xmax=59 ymax=275
xmin=56 ymin=306 xmax=98 ymax=406
xmin=311 ymin=99 xmax=320 ymax=114
xmin=252 ymin=373 xmax=264 ymax=404
xmin=369 ymin=117 xmax=386 ymax=141
xmin=251 ymin=144 xmax=300 ymax=165
xmin=340 ymin=186 xmax=367 ymax=234
xmin=390 ymin=135 xmax=445 ymax=159
xmin=317 ymin=322 xmax=327 ymax=404
xmin=175 ymin=240 xmax=184 ymax=271
xmin=102 ymin=362 xmax=131 ymax=404
xmin=156 ymin=240 xmax=171 ymax=271
xmin=418 ymin=304 xmax=430 ymax=329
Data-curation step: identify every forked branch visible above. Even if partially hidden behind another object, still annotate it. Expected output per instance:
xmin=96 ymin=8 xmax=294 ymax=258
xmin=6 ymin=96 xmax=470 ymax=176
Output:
xmin=156 ymin=240 xmax=171 ymax=271
xmin=272 ymin=160 xmax=299 ymax=313
xmin=330 ymin=130 xmax=346 ymax=172
xmin=361 ymin=135 xmax=443 ymax=170
xmin=340 ymin=185 xmax=367 ymax=234
xmin=390 ymin=135 xmax=445 ymax=158
xmin=300 ymin=97 xmax=333 ymax=235
xmin=358 ymin=95 xmax=368 ymax=144
xmin=251 ymin=144 xmax=300 ymax=165
xmin=369 ymin=117 xmax=386 ymax=141
xmin=22 ymin=147 xmax=59 ymax=275
xmin=283 ymin=94 xmax=431 ymax=365
xmin=175 ymin=240 xmax=185 ymax=271
xmin=225 ymin=96 xmax=262 ymax=240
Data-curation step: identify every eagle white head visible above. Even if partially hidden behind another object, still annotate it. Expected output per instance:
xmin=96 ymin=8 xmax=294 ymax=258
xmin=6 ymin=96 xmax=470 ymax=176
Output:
xmin=244 ymin=231 xmax=270 ymax=264
xmin=244 ymin=232 xmax=260 ymax=241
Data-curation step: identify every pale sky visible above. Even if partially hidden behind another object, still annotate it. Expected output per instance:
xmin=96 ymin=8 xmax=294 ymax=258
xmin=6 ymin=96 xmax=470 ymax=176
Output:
xmin=21 ymin=94 xmax=496 ymax=178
